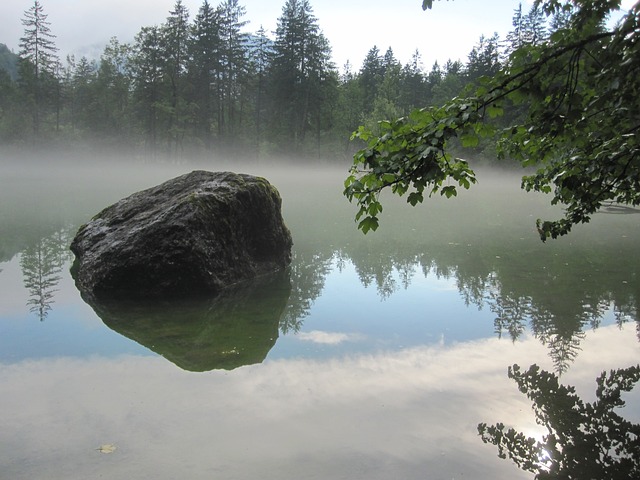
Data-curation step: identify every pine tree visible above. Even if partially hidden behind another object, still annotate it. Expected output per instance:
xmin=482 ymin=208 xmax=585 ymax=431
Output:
xmin=466 ymin=33 xmax=501 ymax=83
xmin=64 ymin=55 xmax=98 ymax=133
xmin=187 ymin=0 xmax=222 ymax=149
xmin=505 ymin=2 xmax=548 ymax=58
xmin=335 ymin=61 xmax=364 ymax=153
xmin=18 ymin=0 xmax=59 ymax=136
xmin=217 ymin=0 xmax=249 ymax=143
xmin=247 ymin=25 xmax=274 ymax=154
xmin=130 ymin=26 xmax=166 ymax=155
xmin=358 ymin=46 xmax=384 ymax=115
xmin=400 ymin=50 xmax=427 ymax=113
xmin=94 ymin=37 xmax=133 ymax=142
xmin=523 ymin=4 xmax=547 ymax=45
xmin=269 ymin=0 xmax=335 ymax=151
xmin=163 ymin=0 xmax=190 ymax=152
xmin=504 ymin=3 xmax=525 ymax=56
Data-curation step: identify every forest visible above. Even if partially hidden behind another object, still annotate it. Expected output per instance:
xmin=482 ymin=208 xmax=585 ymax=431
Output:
xmin=1 ymin=0 xmax=557 ymax=161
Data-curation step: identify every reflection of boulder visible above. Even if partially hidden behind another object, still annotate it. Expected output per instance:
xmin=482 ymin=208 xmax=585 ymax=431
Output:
xmin=70 ymin=171 xmax=293 ymax=301
xmin=85 ymin=272 xmax=292 ymax=371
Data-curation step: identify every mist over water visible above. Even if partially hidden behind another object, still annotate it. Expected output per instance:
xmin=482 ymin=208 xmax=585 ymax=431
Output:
xmin=1 ymin=152 xmax=639 ymax=479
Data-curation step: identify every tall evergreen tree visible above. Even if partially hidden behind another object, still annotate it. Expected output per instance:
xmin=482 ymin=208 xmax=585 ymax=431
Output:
xmin=335 ymin=61 xmax=364 ymax=153
xmin=358 ymin=46 xmax=384 ymax=115
xmin=64 ymin=55 xmax=98 ymax=133
xmin=94 ymin=37 xmax=133 ymax=142
xmin=18 ymin=0 xmax=59 ymax=136
xmin=504 ymin=3 xmax=526 ymax=56
xmin=430 ymin=59 xmax=465 ymax=105
xmin=163 ymin=0 xmax=190 ymax=152
xmin=217 ymin=0 xmax=249 ymax=143
xmin=400 ymin=50 xmax=427 ymax=113
xmin=505 ymin=3 xmax=548 ymax=58
xmin=466 ymin=33 xmax=501 ymax=83
xmin=187 ymin=0 xmax=222 ymax=149
xmin=524 ymin=4 xmax=547 ymax=45
xmin=247 ymin=25 xmax=274 ymax=154
xmin=269 ymin=0 xmax=335 ymax=151
xmin=377 ymin=47 xmax=402 ymax=107
xmin=130 ymin=25 xmax=166 ymax=154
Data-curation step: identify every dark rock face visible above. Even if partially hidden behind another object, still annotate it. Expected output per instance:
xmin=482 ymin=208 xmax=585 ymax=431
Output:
xmin=70 ymin=170 xmax=293 ymax=300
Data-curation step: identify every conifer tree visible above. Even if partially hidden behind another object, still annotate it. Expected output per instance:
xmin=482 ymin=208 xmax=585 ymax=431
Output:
xmin=248 ymin=25 xmax=274 ymax=153
xmin=18 ymin=0 xmax=59 ymax=136
xmin=130 ymin=25 xmax=166 ymax=154
xmin=94 ymin=37 xmax=133 ymax=142
xmin=218 ymin=0 xmax=249 ymax=142
xmin=163 ymin=0 xmax=190 ymax=152
xmin=358 ymin=46 xmax=384 ymax=115
xmin=269 ymin=0 xmax=335 ymax=151
xmin=187 ymin=0 xmax=222 ymax=149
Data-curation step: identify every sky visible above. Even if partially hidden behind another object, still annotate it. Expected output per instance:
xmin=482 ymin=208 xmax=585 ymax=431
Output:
xmin=0 ymin=0 xmax=635 ymax=72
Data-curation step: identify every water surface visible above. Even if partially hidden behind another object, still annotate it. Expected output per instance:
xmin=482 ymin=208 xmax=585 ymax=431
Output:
xmin=1 ymin=159 xmax=638 ymax=479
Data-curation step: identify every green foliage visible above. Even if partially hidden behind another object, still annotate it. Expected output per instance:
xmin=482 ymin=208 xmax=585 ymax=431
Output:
xmin=346 ymin=1 xmax=640 ymax=240
xmin=344 ymin=98 xmax=479 ymax=233
xmin=478 ymin=364 xmax=640 ymax=479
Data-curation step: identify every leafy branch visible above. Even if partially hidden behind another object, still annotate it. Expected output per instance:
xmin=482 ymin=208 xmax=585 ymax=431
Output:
xmin=345 ymin=2 xmax=640 ymax=240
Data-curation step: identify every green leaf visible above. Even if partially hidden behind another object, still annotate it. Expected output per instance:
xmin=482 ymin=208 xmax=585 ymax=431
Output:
xmin=382 ymin=173 xmax=396 ymax=184
xmin=461 ymin=134 xmax=479 ymax=148
xmin=487 ymin=104 xmax=503 ymax=118
xmin=441 ymin=186 xmax=457 ymax=198
xmin=358 ymin=216 xmax=379 ymax=234
xmin=367 ymin=201 xmax=383 ymax=216
xmin=407 ymin=191 xmax=424 ymax=206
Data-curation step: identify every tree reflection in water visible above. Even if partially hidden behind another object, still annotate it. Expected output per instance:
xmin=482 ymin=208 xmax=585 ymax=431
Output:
xmin=280 ymin=249 xmax=334 ymax=334
xmin=333 ymin=228 xmax=640 ymax=373
xmin=478 ymin=364 xmax=640 ymax=479
xmin=19 ymin=227 xmax=73 ymax=321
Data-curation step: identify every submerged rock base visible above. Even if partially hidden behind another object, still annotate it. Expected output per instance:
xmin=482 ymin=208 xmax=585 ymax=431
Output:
xmin=89 ymin=272 xmax=291 ymax=371
xmin=70 ymin=170 xmax=293 ymax=300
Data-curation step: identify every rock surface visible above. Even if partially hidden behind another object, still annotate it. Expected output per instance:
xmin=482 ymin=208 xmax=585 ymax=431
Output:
xmin=70 ymin=170 xmax=293 ymax=300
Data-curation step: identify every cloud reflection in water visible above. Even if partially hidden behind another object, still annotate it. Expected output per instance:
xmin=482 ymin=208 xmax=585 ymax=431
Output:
xmin=1 ymin=324 xmax=637 ymax=480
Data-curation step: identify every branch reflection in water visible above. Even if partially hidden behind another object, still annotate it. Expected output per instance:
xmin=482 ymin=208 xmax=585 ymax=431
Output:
xmin=479 ymin=364 xmax=640 ymax=479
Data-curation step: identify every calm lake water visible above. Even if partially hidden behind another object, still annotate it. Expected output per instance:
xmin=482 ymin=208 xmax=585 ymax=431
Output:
xmin=1 ymin=158 xmax=639 ymax=479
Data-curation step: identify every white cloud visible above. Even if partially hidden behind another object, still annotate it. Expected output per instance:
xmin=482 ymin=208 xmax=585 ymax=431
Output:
xmin=296 ymin=330 xmax=363 ymax=344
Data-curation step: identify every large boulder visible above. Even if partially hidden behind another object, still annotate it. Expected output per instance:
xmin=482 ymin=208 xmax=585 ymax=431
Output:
xmin=70 ymin=170 xmax=293 ymax=300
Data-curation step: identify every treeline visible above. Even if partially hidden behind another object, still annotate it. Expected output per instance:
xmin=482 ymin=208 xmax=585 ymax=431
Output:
xmin=0 ymin=0 xmax=556 ymax=160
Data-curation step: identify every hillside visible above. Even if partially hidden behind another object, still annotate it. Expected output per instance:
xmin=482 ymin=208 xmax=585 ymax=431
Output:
xmin=0 ymin=44 xmax=19 ymax=80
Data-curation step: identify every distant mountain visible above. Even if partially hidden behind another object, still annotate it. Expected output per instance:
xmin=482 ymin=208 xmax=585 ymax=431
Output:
xmin=0 ymin=44 xmax=19 ymax=80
